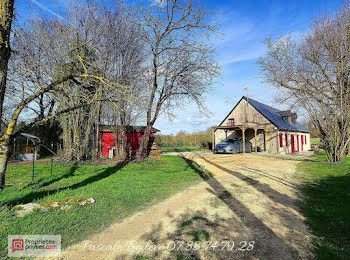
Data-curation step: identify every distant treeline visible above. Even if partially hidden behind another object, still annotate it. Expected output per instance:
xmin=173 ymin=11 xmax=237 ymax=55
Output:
xmin=155 ymin=129 xmax=212 ymax=148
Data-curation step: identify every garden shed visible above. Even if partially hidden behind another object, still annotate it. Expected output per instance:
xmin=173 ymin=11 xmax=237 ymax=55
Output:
xmin=99 ymin=126 xmax=160 ymax=158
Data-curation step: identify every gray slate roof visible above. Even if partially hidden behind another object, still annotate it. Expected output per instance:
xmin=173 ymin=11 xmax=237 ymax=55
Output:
xmin=243 ymin=96 xmax=310 ymax=133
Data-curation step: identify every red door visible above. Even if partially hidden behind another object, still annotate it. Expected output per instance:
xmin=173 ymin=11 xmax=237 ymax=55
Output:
xmin=291 ymin=135 xmax=295 ymax=153
xmin=297 ymin=135 xmax=299 ymax=152
xmin=102 ymin=132 xmax=115 ymax=157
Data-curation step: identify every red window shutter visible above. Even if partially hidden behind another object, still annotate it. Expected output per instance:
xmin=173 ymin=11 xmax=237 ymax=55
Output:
xmin=305 ymin=135 xmax=307 ymax=144
xmin=301 ymin=135 xmax=304 ymax=151
xmin=297 ymin=135 xmax=299 ymax=151
xmin=279 ymin=133 xmax=283 ymax=147
xmin=285 ymin=134 xmax=288 ymax=146
xmin=228 ymin=119 xmax=235 ymax=126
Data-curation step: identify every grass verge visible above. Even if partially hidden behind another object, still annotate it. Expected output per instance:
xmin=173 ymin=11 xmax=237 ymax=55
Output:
xmin=297 ymin=151 xmax=350 ymax=259
xmin=0 ymin=155 xmax=208 ymax=257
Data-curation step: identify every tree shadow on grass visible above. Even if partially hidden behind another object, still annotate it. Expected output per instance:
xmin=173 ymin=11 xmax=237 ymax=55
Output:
xmin=23 ymin=162 xmax=79 ymax=189
xmin=299 ymin=173 xmax=350 ymax=259
xmin=4 ymin=161 xmax=128 ymax=207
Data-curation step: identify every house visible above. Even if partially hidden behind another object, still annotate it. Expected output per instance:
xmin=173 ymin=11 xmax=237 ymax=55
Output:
xmin=212 ymin=96 xmax=311 ymax=154
xmin=99 ymin=125 xmax=160 ymax=158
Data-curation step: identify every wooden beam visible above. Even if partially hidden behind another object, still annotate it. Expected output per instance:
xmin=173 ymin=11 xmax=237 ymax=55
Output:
xmin=254 ymin=128 xmax=257 ymax=152
xmin=212 ymin=127 xmax=215 ymax=152
xmin=242 ymin=127 xmax=246 ymax=153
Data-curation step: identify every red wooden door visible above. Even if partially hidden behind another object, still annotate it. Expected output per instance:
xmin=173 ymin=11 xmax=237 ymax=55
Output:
xmin=102 ymin=132 xmax=115 ymax=157
xmin=291 ymin=135 xmax=295 ymax=153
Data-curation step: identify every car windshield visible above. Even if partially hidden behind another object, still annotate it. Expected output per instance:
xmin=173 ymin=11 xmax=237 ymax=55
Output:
xmin=222 ymin=139 xmax=235 ymax=144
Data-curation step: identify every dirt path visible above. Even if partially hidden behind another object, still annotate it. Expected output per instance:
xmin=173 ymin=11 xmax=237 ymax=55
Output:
xmin=61 ymin=152 xmax=313 ymax=259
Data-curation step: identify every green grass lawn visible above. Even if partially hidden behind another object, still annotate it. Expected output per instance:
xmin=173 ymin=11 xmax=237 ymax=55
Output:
xmin=311 ymin=138 xmax=321 ymax=145
xmin=159 ymin=146 xmax=201 ymax=152
xmin=0 ymin=156 xmax=208 ymax=257
xmin=297 ymin=151 xmax=350 ymax=259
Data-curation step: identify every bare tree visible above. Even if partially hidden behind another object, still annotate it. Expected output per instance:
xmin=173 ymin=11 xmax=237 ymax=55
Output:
xmin=0 ymin=1 xmax=133 ymax=187
xmin=97 ymin=4 xmax=146 ymax=160
xmin=121 ymin=0 xmax=221 ymax=161
xmin=0 ymin=0 xmax=15 ymax=132
xmin=258 ymin=3 xmax=350 ymax=162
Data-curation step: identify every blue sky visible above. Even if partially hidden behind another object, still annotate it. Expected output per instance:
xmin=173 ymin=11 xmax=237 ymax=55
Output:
xmin=155 ymin=0 xmax=343 ymax=135
xmin=15 ymin=0 xmax=343 ymax=134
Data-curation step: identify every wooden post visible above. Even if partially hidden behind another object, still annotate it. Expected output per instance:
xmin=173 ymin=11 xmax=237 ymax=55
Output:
xmin=254 ymin=128 xmax=257 ymax=152
xmin=32 ymin=146 xmax=35 ymax=182
xmin=212 ymin=127 xmax=215 ymax=152
xmin=242 ymin=127 xmax=246 ymax=153
xmin=263 ymin=129 xmax=266 ymax=152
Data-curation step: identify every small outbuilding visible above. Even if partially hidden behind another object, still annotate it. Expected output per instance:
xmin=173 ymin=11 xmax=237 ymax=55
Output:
xmin=99 ymin=126 xmax=160 ymax=158
xmin=212 ymin=96 xmax=311 ymax=154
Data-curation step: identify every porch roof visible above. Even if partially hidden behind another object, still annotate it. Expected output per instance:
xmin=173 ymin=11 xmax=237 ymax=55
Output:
xmin=212 ymin=125 xmax=266 ymax=131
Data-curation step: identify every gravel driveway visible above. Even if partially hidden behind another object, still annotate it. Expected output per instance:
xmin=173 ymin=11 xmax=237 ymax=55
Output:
xmin=61 ymin=151 xmax=313 ymax=260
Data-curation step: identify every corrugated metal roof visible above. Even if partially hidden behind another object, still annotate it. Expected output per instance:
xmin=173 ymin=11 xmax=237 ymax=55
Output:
xmin=20 ymin=133 xmax=41 ymax=144
xmin=243 ymin=96 xmax=310 ymax=133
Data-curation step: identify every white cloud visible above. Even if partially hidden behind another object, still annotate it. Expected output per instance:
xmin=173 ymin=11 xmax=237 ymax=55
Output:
xmin=221 ymin=52 xmax=261 ymax=65
xmin=154 ymin=109 xmax=219 ymax=135
xmin=218 ymin=43 xmax=266 ymax=65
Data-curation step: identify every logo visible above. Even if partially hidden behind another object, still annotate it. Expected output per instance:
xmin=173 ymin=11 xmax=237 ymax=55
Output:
xmin=8 ymin=235 xmax=61 ymax=257
xmin=12 ymin=239 xmax=24 ymax=253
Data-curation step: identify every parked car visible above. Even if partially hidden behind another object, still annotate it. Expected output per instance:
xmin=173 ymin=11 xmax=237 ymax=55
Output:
xmin=214 ymin=138 xmax=252 ymax=154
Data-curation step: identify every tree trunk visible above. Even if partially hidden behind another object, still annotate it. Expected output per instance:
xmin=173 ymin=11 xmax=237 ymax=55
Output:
xmin=93 ymin=122 xmax=100 ymax=160
xmin=0 ymin=135 xmax=10 ymax=187
xmin=136 ymin=53 xmax=158 ymax=162
xmin=136 ymin=124 xmax=152 ymax=161
xmin=324 ymin=145 xmax=342 ymax=163
xmin=136 ymin=104 xmax=162 ymax=162
xmin=0 ymin=0 xmax=15 ymax=132
xmin=93 ymin=102 xmax=102 ymax=160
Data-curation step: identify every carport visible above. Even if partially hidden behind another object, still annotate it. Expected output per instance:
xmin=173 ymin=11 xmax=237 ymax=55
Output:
xmin=212 ymin=125 xmax=266 ymax=153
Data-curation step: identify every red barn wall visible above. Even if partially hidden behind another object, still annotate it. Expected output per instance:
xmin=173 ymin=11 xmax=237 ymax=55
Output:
xmin=101 ymin=131 xmax=156 ymax=157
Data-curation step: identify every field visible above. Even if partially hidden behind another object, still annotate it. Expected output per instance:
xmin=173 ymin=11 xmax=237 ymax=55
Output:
xmin=159 ymin=146 xmax=202 ymax=152
xmin=311 ymin=138 xmax=321 ymax=145
xmin=297 ymin=151 xmax=350 ymax=259
xmin=0 ymin=156 xmax=208 ymax=257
